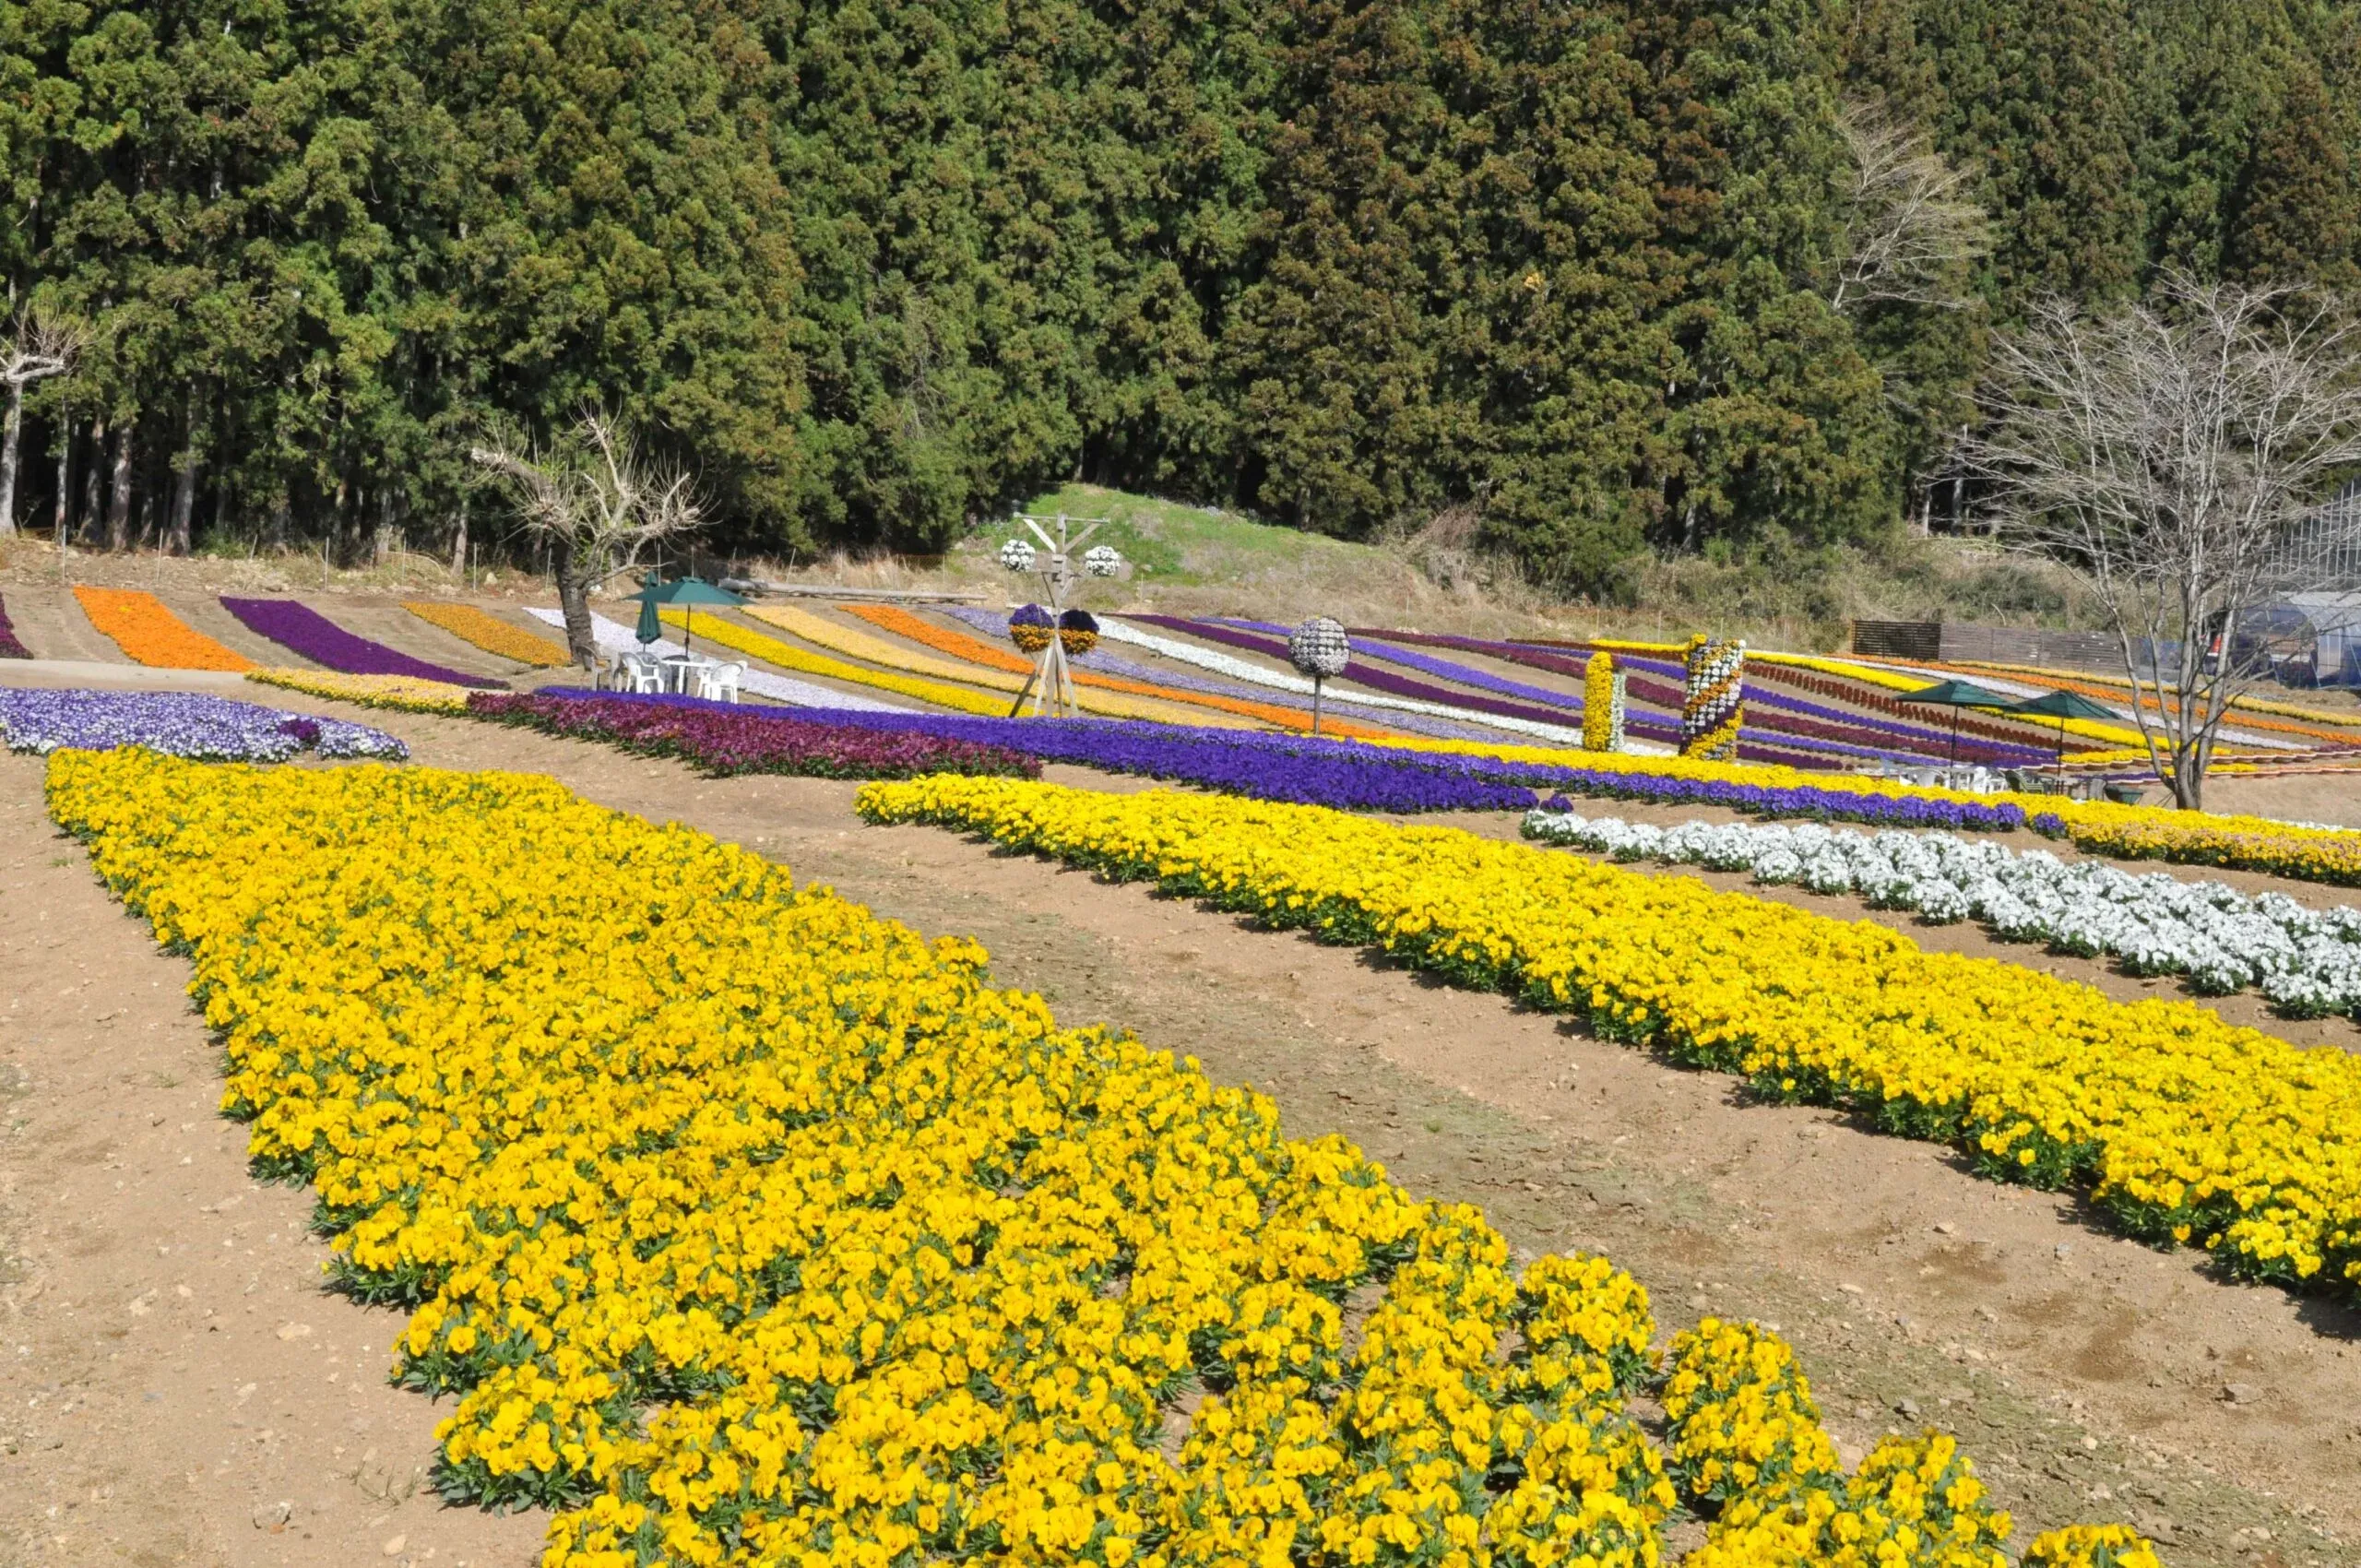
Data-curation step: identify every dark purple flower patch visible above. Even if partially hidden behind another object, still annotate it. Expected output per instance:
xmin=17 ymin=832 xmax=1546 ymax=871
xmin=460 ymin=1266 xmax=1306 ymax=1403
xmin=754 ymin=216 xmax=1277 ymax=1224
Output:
xmin=0 ymin=594 xmax=29 ymax=659
xmin=469 ymin=693 xmax=1042 ymax=780
xmin=219 ymin=598 xmax=505 ymax=688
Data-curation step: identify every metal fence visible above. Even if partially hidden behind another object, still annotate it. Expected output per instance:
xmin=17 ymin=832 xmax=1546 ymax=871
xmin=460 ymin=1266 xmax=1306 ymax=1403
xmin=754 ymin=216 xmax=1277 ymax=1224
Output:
xmin=2278 ymin=486 xmax=2361 ymax=590
xmin=1850 ymin=620 xmax=2121 ymax=671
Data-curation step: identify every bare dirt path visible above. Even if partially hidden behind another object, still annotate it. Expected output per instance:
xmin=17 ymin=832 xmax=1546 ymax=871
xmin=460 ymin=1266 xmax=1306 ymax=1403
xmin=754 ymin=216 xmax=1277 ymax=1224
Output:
xmin=0 ymin=754 xmax=549 ymax=1568
xmin=3 ymin=691 xmax=2358 ymax=1567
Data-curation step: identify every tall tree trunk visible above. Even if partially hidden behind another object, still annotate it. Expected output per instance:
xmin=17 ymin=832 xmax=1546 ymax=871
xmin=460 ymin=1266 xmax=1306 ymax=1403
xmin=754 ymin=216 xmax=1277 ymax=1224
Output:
xmin=450 ymin=493 xmax=469 ymax=574
xmin=106 ymin=421 xmax=133 ymax=551
xmin=53 ymin=419 xmax=71 ymax=541
xmin=0 ymin=380 xmax=24 ymax=536
xmin=169 ymin=393 xmax=199 ymax=554
xmin=553 ymin=536 xmax=597 ymax=669
xmin=268 ymin=493 xmax=288 ymax=552
xmin=79 ymin=416 xmax=103 ymax=542
xmin=374 ymin=487 xmax=393 ymax=565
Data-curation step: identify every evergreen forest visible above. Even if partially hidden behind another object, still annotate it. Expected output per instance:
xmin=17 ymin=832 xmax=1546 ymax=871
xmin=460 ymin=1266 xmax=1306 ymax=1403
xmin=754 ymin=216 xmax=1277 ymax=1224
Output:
xmin=4 ymin=0 xmax=2358 ymax=593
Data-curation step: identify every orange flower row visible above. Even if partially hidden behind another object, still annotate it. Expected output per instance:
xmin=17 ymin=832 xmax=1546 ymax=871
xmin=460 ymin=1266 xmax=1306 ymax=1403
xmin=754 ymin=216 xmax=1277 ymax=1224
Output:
xmin=401 ymin=600 xmax=570 ymax=667
xmin=73 ymin=587 xmax=255 ymax=671
xmin=846 ymin=603 xmax=1397 ymax=739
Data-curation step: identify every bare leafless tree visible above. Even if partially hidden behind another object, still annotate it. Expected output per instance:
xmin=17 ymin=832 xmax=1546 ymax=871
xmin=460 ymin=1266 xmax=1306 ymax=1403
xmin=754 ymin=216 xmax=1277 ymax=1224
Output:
xmin=1831 ymin=101 xmax=1992 ymax=317
xmin=1963 ymin=274 xmax=2361 ymax=809
xmin=0 ymin=312 xmax=84 ymax=537
xmin=469 ymin=410 xmax=705 ymax=668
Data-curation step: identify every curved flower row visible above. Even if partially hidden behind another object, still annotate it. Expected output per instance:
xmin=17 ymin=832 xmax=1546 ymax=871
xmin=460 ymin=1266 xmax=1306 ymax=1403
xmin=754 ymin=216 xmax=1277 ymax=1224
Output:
xmin=472 ymin=692 xmax=1042 ymax=779
xmin=3 ymin=686 xmax=405 ymax=758
xmin=742 ymin=604 xmax=1255 ymax=727
xmin=1137 ymin=613 xmax=1603 ymax=739
xmin=1202 ymin=614 xmax=2015 ymax=767
xmin=403 ymin=600 xmax=573 ymax=667
xmin=48 ymin=750 xmax=2153 ymax=1568
xmin=1368 ymin=734 xmax=2361 ymax=886
xmin=219 ymin=597 xmax=504 ymax=687
xmin=73 ymin=586 xmax=255 ymax=671
xmin=1156 ymin=616 xmax=1863 ymax=768
xmin=1595 ymin=641 xmax=2158 ymax=750
xmin=1358 ymin=628 xmax=2096 ymax=759
xmin=944 ymin=608 xmax=1504 ymax=742
xmin=521 ymin=608 xmax=912 ymax=711
xmin=857 ymin=776 xmax=2361 ymax=1301
xmin=503 ymin=691 xmax=1542 ymax=811
xmin=1524 ymin=809 xmax=2361 ymax=1016
xmin=647 ymin=607 xmax=1026 ymax=717
xmin=1098 ymin=617 xmax=1596 ymax=745
xmin=846 ymin=603 xmax=1394 ymax=737
xmin=246 ymin=668 xmax=474 ymax=713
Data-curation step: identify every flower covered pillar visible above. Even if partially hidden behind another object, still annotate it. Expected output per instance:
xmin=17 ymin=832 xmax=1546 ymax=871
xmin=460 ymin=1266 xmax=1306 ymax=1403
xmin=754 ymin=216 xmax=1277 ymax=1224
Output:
xmin=1681 ymin=636 xmax=1744 ymax=760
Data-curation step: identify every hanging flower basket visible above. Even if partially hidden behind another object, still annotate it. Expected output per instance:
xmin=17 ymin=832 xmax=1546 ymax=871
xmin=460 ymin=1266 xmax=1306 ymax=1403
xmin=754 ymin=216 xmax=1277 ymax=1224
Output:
xmin=1009 ymin=603 xmax=1055 ymax=654
xmin=1083 ymin=544 xmax=1122 ymax=577
xmin=1058 ymin=608 xmax=1100 ymax=659
xmin=999 ymin=538 xmax=1038 ymax=572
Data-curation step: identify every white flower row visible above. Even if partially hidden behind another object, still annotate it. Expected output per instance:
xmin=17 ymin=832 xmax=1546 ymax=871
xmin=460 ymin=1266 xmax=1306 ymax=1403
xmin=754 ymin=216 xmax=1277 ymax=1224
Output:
xmin=1099 ymin=618 xmax=1595 ymax=746
xmin=1521 ymin=808 xmax=2361 ymax=1017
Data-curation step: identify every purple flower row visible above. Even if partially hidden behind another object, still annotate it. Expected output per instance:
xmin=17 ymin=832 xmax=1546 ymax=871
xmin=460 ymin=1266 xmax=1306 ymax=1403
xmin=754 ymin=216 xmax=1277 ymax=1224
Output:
xmin=1214 ymin=616 xmax=2050 ymax=766
xmin=0 ymin=594 xmax=30 ymax=659
xmin=1181 ymin=613 xmax=1944 ymax=764
xmin=1538 ymin=779 xmax=2026 ymax=832
xmin=469 ymin=693 xmax=1041 ymax=780
xmin=530 ymin=689 xmax=1541 ymax=810
xmin=1133 ymin=614 xmax=1592 ymax=735
xmin=0 ymin=687 xmax=408 ymax=760
xmin=522 ymin=690 xmax=2029 ymax=829
xmin=1394 ymin=628 xmax=2073 ymax=763
xmin=219 ymin=598 xmax=505 ymax=688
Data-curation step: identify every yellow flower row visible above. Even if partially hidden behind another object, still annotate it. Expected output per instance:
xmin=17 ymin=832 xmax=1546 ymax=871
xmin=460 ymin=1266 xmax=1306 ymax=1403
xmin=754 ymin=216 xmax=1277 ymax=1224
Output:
xmin=742 ymin=604 xmax=1258 ymax=728
xmin=855 ymin=776 xmax=2361 ymax=1298
xmin=403 ymin=601 xmax=572 ymax=667
xmin=244 ymin=668 xmax=473 ymax=712
xmin=1661 ymin=1318 xmax=2159 ymax=1568
xmin=42 ymin=750 xmax=1745 ymax=1566
xmin=653 ymin=607 xmax=1017 ymax=716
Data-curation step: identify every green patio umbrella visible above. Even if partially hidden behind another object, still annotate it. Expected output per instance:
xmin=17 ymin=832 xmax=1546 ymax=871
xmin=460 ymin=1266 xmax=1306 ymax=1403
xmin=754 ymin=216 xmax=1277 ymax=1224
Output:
xmin=2007 ymin=687 xmax=2123 ymax=771
xmin=638 ymin=575 xmax=743 ymax=654
xmin=1895 ymin=677 xmax=2011 ymax=763
xmin=631 ymin=581 xmax=664 ymax=647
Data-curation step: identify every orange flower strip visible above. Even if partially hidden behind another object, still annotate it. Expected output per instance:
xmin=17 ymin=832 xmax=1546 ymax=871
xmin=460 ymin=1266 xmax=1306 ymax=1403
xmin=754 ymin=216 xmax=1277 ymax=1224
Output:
xmin=72 ymin=587 xmax=255 ymax=672
xmin=401 ymin=601 xmax=571 ymax=668
xmin=846 ymin=603 xmax=1399 ymax=740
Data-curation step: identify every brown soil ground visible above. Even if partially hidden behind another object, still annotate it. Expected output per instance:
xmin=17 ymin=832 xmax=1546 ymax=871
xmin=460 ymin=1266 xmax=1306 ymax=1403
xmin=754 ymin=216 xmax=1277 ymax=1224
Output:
xmin=4 ymin=679 xmax=2360 ymax=1568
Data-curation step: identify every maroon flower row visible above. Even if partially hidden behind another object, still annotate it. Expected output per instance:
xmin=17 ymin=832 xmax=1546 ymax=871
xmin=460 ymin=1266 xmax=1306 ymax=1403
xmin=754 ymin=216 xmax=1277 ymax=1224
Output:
xmin=468 ymin=693 xmax=1042 ymax=780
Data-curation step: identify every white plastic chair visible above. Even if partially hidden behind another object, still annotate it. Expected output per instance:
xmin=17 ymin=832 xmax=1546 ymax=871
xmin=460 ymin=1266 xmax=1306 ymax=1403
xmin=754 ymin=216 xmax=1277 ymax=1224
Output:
xmin=620 ymin=652 xmax=666 ymax=695
xmin=694 ymin=660 xmax=745 ymax=704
